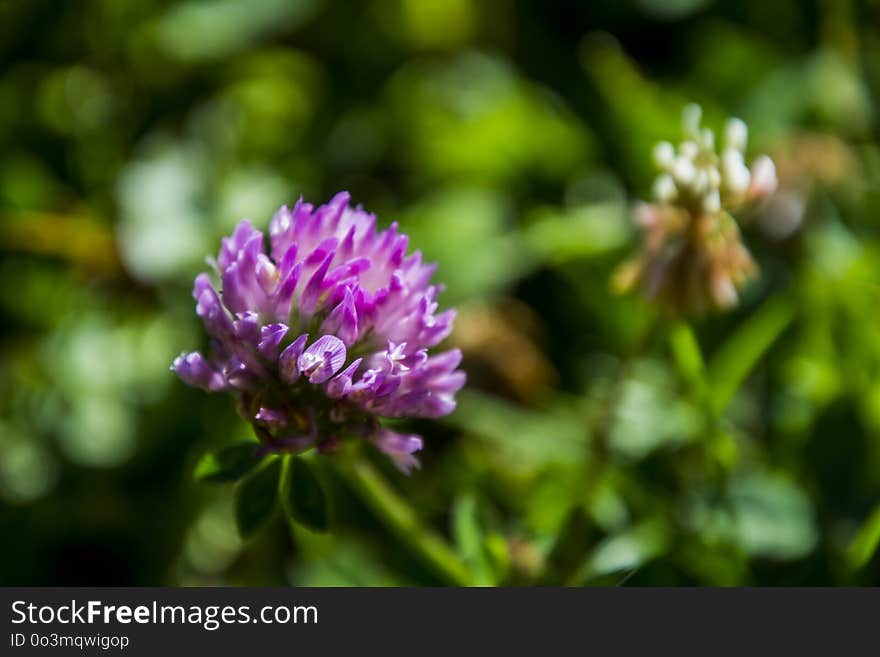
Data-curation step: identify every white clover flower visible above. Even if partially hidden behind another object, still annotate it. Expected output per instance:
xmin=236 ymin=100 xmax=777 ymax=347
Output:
xmin=646 ymin=106 xmax=776 ymax=211
xmin=616 ymin=105 xmax=777 ymax=314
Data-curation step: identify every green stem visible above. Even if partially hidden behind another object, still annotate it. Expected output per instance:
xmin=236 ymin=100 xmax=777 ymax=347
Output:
xmin=549 ymin=320 xmax=659 ymax=587
xmin=668 ymin=319 xmax=739 ymax=471
xmin=340 ymin=453 xmax=472 ymax=586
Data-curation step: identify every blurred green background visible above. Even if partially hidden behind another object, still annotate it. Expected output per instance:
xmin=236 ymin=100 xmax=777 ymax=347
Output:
xmin=1 ymin=0 xmax=879 ymax=586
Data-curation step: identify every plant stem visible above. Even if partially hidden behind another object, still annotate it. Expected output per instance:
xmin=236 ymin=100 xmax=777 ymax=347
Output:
xmin=668 ymin=319 xmax=741 ymax=475
xmin=339 ymin=453 xmax=472 ymax=586
xmin=550 ymin=320 xmax=659 ymax=587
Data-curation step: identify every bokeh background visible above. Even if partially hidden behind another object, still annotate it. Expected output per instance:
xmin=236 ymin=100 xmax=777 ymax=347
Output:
xmin=1 ymin=0 xmax=880 ymax=586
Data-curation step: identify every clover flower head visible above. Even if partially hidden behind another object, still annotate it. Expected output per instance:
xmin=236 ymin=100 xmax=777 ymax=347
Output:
xmin=172 ymin=192 xmax=465 ymax=473
xmin=615 ymin=104 xmax=777 ymax=314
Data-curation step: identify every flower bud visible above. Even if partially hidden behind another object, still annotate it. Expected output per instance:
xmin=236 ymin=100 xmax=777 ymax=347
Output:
xmin=749 ymin=155 xmax=778 ymax=199
xmin=653 ymin=174 xmax=678 ymax=203
xmin=722 ymin=148 xmax=751 ymax=197
xmin=673 ymin=155 xmax=697 ymax=186
xmin=702 ymin=190 xmax=721 ymax=213
xmin=701 ymin=128 xmax=715 ymax=151
xmin=724 ymin=117 xmax=748 ymax=151
xmin=682 ymin=103 xmax=702 ymax=138
xmin=679 ymin=140 xmax=699 ymax=160
xmin=653 ymin=141 xmax=676 ymax=170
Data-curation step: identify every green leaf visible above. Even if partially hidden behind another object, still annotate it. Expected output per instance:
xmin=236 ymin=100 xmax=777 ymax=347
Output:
xmin=574 ymin=519 xmax=669 ymax=585
xmin=448 ymin=389 xmax=587 ymax=469
xmin=543 ymin=506 xmax=597 ymax=586
xmin=669 ymin=320 xmax=707 ymax=393
xmin=729 ymin=471 xmax=817 ymax=560
xmin=452 ymin=493 xmax=496 ymax=586
xmin=567 ymin=518 xmax=671 ymax=586
xmin=194 ymin=443 xmax=265 ymax=483
xmin=847 ymin=503 xmax=880 ymax=571
xmin=708 ymin=296 xmax=795 ymax=414
xmin=280 ymin=456 xmax=329 ymax=532
xmin=524 ymin=201 xmax=631 ymax=264
xmin=234 ymin=459 xmax=281 ymax=537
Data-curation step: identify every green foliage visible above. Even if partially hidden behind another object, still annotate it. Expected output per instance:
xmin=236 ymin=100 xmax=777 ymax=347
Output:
xmin=194 ymin=443 xmax=265 ymax=484
xmin=234 ymin=459 xmax=281 ymax=538
xmin=847 ymin=503 xmax=880 ymax=572
xmin=280 ymin=456 xmax=330 ymax=533
xmin=452 ymin=493 xmax=496 ymax=586
xmin=1 ymin=0 xmax=879 ymax=587
xmin=728 ymin=471 xmax=817 ymax=561
xmin=542 ymin=507 xmax=597 ymax=586
xmin=708 ymin=298 xmax=795 ymax=415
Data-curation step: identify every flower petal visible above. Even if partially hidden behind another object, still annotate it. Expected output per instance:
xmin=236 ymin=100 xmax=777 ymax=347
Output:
xmin=279 ymin=333 xmax=309 ymax=384
xmin=371 ymin=430 xmax=423 ymax=474
xmin=298 ymin=335 xmax=347 ymax=384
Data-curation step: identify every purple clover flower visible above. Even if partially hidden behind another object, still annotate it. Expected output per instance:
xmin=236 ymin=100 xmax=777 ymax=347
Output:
xmin=173 ymin=192 xmax=465 ymax=473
